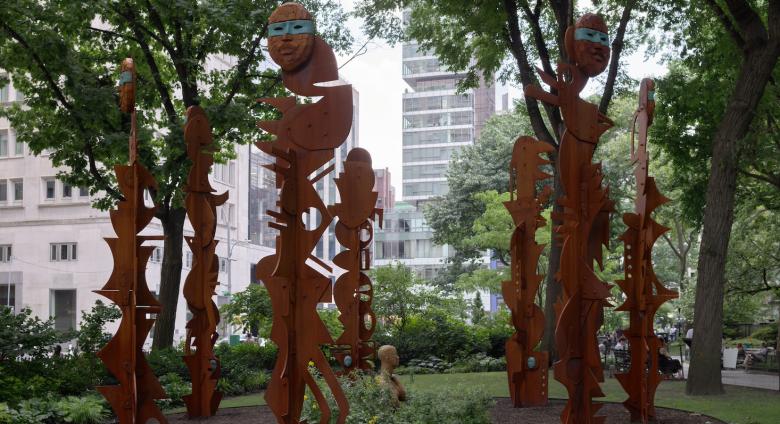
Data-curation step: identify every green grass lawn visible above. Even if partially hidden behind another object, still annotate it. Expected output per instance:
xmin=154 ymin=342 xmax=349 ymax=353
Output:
xmin=172 ymin=372 xmax=780 ymax=423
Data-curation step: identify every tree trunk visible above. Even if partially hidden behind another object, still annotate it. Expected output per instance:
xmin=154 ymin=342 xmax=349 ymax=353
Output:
xmin=685 ymin=41 xmax=780 ymax=395
xmin=152 ymin=207 xmax=187 ymax=350
xmin=542 ymin=154 xmax=563 ymax=361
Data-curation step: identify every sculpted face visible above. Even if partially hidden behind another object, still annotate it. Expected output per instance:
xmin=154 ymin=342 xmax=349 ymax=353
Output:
xmin=268 ymin=3 xmax=315 ymax=72
xmin=378 ymin=345 xmax=400 ymax=369
xmin=573 ymin=14 xmax=610 ymax=77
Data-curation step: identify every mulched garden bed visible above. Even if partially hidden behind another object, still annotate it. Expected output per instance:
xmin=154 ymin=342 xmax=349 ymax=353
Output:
xmin=166 ymin=398 xmax=726 ymax=423
xmin=490 ymin=398 xmax=725 ymax=424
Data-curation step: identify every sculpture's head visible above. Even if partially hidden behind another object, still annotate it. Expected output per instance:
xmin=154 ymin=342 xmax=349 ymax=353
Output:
xmin=119 ymin=58 xmax=136 ymax=113
xmin=378 ymin=345 xmax=400 ymax=369
xmin=640 ymin=78 xmax=655 ymax=122
xmin=566 ymin=13 xmax=610 ymax=77
xmin=268 ymin=2 xmax=315 ymax=72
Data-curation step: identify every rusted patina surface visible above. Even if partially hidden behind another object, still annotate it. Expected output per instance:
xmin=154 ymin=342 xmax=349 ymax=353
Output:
xmin=503 ymin=136 xmax=553 ymax=407
xmin=615 ymin=78 xmax=678 ymax=423
xmin=182 ymin=106 xmax=228 ymax=417
xmin=254 ymin=3 xmax=353 ymax=423
xmin=524 ymin=13 xmax=615 ymax=424
xmin=330 ymin=148 xmax=382 ymax=375
xmin=95 ymin=58 xmax=168 ymax=424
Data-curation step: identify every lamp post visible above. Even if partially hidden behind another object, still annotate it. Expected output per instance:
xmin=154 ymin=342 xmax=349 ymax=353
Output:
xmin=221 ymin=207 xmax=249 ymax=339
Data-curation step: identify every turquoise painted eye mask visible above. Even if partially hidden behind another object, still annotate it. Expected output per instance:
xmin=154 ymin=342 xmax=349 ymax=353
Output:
xmin=647 ymin=91 xmax=655 ymax=101
xmin=574 ymin=28 xmax=610 ymax=47
xmin=119 ymin=71 xmax=133 ymax=85
xmin=268 ymin=19 xmax=314 ymax=37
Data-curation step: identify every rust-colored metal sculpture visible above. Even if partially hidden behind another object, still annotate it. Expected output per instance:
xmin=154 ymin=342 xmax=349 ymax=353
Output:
xmin=94 ymin=58 xmax=168 ymax=424
xmin=254 ymin=3 xmax=352 ymax=423
xmin=525 ymin=14 xmax=615 ymax=424
xmin=502 ymin=136 xmax=553 ymax=407
xmin=330 ymin=148 xmax=382 ymax=374
xmin=182 ymin=106 xmax=228 ymax=417
xmin=615 ymin=78 xmax=678 ymax=423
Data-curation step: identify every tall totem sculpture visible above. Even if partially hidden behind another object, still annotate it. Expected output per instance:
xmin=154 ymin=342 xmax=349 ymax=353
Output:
xmin=330 ymin=148 xmax=382 ymax=375
xmin=524 ymin=14 xmax=615 ymax=424
xmin=615 ymin=79 xmax=678 ymax=424
xmin=254 ymin=3 xmax=352 ymax=423
xmin=95 ymin=58 xmax=168 ymax=424
xmin=182 ymin=106 xmax=228 ymax=417
xmin=503 ymin=136 xmax=553 ymax=407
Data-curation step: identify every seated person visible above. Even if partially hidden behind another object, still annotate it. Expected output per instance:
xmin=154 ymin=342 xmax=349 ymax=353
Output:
xmin=746 ymin=343 xmax=770 ymax=366
xmin=658 ymin=336 xmax=682 ymax=375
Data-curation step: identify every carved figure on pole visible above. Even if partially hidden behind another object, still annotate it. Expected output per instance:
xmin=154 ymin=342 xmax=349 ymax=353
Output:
xmin=182 ymin=106 xmax=228 ymax=417
xmin=615 ymin=78 xmax=678 ymax=423
xmin=524 ymin=13 xmax=615 ymax=424
xmin=330 ymin=148 xmax=382 ymax=374
xmin=503 ymin=136 xmax=553 ymax=407
xmin=95 ymin=58 xmax=168 ymax=424
xmin=254 ymin=3 xmax=353 ymax=423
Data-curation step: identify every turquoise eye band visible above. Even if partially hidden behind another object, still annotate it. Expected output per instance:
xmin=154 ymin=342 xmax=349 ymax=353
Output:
xmin=268 ymin=19 xmax=314 ymax=37
xmin=574 ymin=28 xmax=610 ymax=47
xmin=647 ymin=91 xmax=655 ymax=101
xmin=119 ymin=71 xmax=133 ymax=85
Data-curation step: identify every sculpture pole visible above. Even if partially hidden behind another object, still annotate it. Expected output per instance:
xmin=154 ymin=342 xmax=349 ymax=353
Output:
xmin=503 ymin=136 xmax=553 ymax=407
xmin=331 ymin=148 xmax=382 ymax=374
xmin=254 ymin=3 xmax=352 ymax=423
xmin=182 ymin=106 xmax=228 ymax=417
xmin=615 ymin=78 xmax=678 ymax=423
xmin=94 ymin=58 xmax=168 ymax=424
xmin=524 ymin=14 xmax=615 ymax=424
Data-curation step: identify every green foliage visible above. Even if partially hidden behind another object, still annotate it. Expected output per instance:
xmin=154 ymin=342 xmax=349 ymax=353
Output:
xmin=57 ymin=396 xmax=108 ymax=424
xmin=471 ymin=293 xmax=485 ymax=325
xmin=424 ymin=110 xmax=533 ymax=260
xmin=76 ymin=301 xmax=121 ymax=355
xmin=450 ymin=353 xmax=506 ymax=374
xmin=214 ymin=342 xmax=275 ymax=396
xmin=0 ymin=307 xmax=67 ymax=362
xmin=301 ymin=372 xmax=493 ymax=424
xmin=157 ymin=373 xmax=192 ymax=410
xmin=750 ymin=326 xmax=778 ymax=344
xmin=147 ymin=347 xmax=190 ymax=381
xmin=220 ymin=284 xmax=273 ymax=337
xmin=372 ymin=263 xmax=425 ymax=332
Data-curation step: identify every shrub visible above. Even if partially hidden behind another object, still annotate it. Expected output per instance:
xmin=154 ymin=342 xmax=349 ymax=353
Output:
xmin=406 ymin=356 xmax=452 ymax=373
xmin=450 ymin=353 xmax=506 ymax=373
xmin=57 ymin=396 xmax=108 ymax=424
xmin=750 ymin=326 xmax=778 ymax=344
xmin=157 ymin=373 xmax=192 ymax=410
xmin=300 ymin=373 xmax=493 ymax=424
xmin=147 ymin=347 xmax=189 ymax=381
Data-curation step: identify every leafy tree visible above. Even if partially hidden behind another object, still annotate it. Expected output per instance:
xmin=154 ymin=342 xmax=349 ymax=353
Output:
xmin=372 ymin=263 xmax=425 ymax=333
xmin=471 ymin=293 xmax=485 ymax=325
xmin=76 ymin=300 xmax=122 ymax=355
xmin=0 ymin=307 xmax=67 ymax=362
xmin=650 ymin=0 xmax=780 ymax=395
xmin=358 ymin=0 xmax=651 ymax=355
xmin=220 ymin=283 xmax=273 ymax=338
xmin=0 ymin=0 xmax=352 ymax=349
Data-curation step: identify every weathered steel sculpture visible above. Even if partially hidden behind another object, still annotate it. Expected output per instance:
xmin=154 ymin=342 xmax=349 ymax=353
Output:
xmin=615 ymin=78 xmax=678 ymax=423
xmin=525 ymin=14 xmax=615 ymax=424
xmin=330 ymin=148 xmax=382 ymax=374
xmin=182 ymin=106 xmax=227 ymax=417
xmin=254 ymin=3 xmax=352 ymax=423
xmin=94 ymin=58 xmax=168 ymax=424
xmin=502 ymin=136 xmax=553 ymax=407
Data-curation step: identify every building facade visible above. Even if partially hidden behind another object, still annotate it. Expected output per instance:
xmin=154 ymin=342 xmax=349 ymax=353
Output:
xmin=373 ymin=167 xmax=395 ymax=211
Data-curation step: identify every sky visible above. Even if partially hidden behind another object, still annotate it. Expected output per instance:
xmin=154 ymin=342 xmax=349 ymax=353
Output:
xmin=331 ymin=1 xmax=669 ymax=200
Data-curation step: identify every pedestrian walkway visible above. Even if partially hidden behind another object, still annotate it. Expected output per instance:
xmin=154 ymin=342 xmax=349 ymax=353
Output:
xmin=671 ymin=354 xmax=779 ymax=391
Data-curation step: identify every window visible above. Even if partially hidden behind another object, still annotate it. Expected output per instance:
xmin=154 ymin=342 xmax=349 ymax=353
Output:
xmin=14 ymin=136 xmax=23 ymax=156
xmin=62 ymin=183 xmax=72 ymax=199
xmin=229 ymin=161 xmax=236 ymax=185
xmin=12 ymin=179 xmax=22 ymax=201
xmin=0 ymin=130 xmax=7 ymax=157
xmin=79 ymin=186 xmax=89 ymax=197
xmin=50 ymin=242 xmax=77 ymax=261
xmin=184 ymin=251 xmax=192 ymax=268
xmin=218 ymin=256 xmax=228 ymax=273
xmin=0 ymin=283 xmax=15 ymax=312
xmin=0 ymin=245 xmax=11 ymax=263
xmin=0 ymin=181 xmax=6 ymax=202
xmin=150 ymin=247 xmax=163 ymax=263
xmin=45 ymin=179 xmax=55 ymax=200
xmin=51 ymin=289 xmax=77 ymax=331
xmin=0 ymin=78 xmax=8 ymax=103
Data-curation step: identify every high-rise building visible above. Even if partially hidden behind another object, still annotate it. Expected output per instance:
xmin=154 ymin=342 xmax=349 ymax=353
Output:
xmin=374 ymin=16 xmax=496 ymax=280
xmin=373 ymin=167 xmax=395 ymax=211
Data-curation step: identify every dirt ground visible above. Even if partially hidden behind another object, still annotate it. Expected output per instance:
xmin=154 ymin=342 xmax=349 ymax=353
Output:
xmin=165 ymin=398 xmax=726 ymax=423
